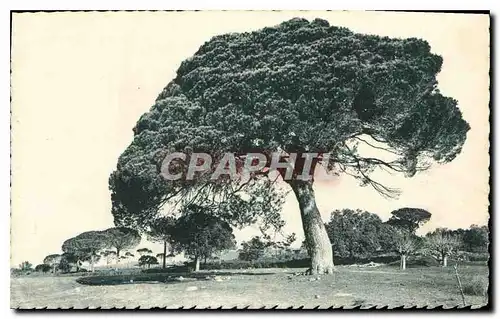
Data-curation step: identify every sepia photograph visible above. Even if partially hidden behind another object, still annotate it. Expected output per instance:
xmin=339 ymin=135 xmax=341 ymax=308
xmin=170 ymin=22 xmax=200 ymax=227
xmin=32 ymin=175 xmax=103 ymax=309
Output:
xmin=9 ymin=10 xmax=490 ymax=309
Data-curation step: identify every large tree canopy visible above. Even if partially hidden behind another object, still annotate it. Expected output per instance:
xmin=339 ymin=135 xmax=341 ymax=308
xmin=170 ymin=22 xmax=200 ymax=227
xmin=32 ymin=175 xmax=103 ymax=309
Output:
xmin=109 ymin=18 xmax=469 ymax=274
xmin=43 ymin=254 xmax=62 ymax=273
xmin=61 ymin=231 xmax=108 ymax=272
xmin=425 ymin=228 xmax=461 ymax=267
xmin=171 ymin=205 xmax=236 ymax=271
xmin=387 ymin=207 xmax=432 ymax=234
xmin=463 ymin=225 xmax=489 ymax=253
xmin=103 ymin=227 xmax=141 ymax=259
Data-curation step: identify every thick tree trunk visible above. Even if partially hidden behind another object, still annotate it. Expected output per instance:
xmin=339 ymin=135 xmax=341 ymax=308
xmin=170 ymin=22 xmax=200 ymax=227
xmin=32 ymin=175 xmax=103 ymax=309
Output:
xmin=163 ymin=241 xmax=167 ymax=269
xmin=400 ymin=254 xmax=406 ymax=270
xmin=288 ymin=179 xmax=334 ymax=275
xmin=194 ymin=256 xmax=200 ymax=272
xmin=116 ymin=249 xmax=120 ymax=263
xmin=443 ymin=255 xmax=448 ymax=267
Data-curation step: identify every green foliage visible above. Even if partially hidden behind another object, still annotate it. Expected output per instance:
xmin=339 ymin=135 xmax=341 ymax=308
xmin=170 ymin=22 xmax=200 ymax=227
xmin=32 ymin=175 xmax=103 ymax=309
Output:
xmin=461 ymin=251 xmax=489 ymax=262
xmin=387 ymin=255 xmax=440 ymax=268
xmin=58 ymin=257 xmax=72 ymax=273
xmin=462 ymin=225 xmax=489 ymax=253
xmin=171 ymin=206 xmax=236 ymax=261
xmin=325 ymin=209 xmax=385 ymax=258
xmin=239 ymin=234 xmax=300 ymax=261
xmin=18 ymin=261 xmax=33 ymax=272
xmin=62 ymin=231 xmax=108 ymax=257
xmin=462 ymin=275 xmax=488 ymax=296
xmin=425 ymin=228 xmax=461 ymax=263
xmin=34 ymin=264 xmax=52 ymax=273
xmin=185 ymin=258 xmax=311 ymax=270
xmin=138 ymin=255 xmax=159 ymax=268
xmin=387 ymin=207 xmax=431 ymax=234
xmin=60 ymin=252 xmax=83 ymax=271
xmin=324 ymin=209 xmax=422 ymax=259
xmin=43 ymin=254 xmax=62 ymax=268
xmin=147 ymin=216 xmax=176 ymax=250
xmin=103 ymin=227 xmax=141 ymax=256
xmin=392 ymin=227 xmax=419 ymax=256
xmin=62 ymin=231 xmax=108 ymax=271
xmin=238 ymin=236 xmax=268 ymax=261
xmin=409 ymin=255 xmax=441 ymax=267
xmin=238 ymin=233 xmax=302 ymax=262
xmin=10 ymin=268 xmax=26 ymax=277
xmin=109 ymin=18 xmax=468 ymax=234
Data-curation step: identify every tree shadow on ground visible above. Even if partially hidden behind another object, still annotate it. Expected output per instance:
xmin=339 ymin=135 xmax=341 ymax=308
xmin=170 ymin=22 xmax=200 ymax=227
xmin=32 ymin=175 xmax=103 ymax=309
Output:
xmin=76 ymin=271 xmax=275 ymax=286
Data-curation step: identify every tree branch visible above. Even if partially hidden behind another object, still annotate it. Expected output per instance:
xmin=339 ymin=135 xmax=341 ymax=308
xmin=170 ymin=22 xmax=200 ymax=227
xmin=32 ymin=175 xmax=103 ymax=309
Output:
xmin=352 ymin=136 xmax=401 ymax=156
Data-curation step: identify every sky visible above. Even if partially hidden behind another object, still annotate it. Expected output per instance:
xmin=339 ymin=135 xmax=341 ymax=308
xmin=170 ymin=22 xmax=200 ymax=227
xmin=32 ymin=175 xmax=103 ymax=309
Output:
xmin=10 ymin=11 xmax=490 ymax=266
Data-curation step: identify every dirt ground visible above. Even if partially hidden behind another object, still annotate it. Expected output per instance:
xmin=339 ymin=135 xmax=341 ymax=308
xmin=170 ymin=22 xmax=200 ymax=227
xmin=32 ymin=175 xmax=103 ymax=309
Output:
xmin=11 ymin=265 xmax=488 ymax=309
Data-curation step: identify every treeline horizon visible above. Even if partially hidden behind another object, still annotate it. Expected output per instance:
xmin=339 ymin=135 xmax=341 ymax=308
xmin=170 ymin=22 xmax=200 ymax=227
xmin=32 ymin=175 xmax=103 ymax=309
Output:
xmin=12 ymin=205 xmax=489 ymax=273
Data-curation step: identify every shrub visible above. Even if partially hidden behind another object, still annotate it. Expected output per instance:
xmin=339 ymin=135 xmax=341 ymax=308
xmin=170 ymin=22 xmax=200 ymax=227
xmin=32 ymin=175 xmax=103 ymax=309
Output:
xmin=175 ymin=258 xmax=311 ymax=271
xmin=58 ymin=259 xmax=72 ymax=273
xmin=19 ymin=261 xmax=33 ymax=272
xmin=462 ymin=275 xmax=488 ymax=296
xmin=10 ymin=268 xmax=24 ymax=277
xmin=143 ymin=265 xmax=190 ymax=274
xmin=387 ymin=255 xmax=440 ymax=268
xmin=408 ymin=255 xmax=440 ymax=267
xmin=35 ymin=264 xmax=52 ymax=273
xmin=138 ymin=255 xmax=159 ymax=268
xmin=462 ymin=252 xmax=489 ymax=262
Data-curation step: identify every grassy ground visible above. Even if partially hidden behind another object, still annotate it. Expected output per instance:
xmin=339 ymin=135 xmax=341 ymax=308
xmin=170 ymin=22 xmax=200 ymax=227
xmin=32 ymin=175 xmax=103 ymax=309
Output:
xmin=11 ymin=265 xmax=488 ymax=309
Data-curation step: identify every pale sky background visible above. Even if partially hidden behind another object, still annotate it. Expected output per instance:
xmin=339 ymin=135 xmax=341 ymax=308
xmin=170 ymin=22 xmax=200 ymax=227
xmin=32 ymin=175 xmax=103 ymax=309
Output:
xmin=11 ymin=11 xmax=490 ymax=266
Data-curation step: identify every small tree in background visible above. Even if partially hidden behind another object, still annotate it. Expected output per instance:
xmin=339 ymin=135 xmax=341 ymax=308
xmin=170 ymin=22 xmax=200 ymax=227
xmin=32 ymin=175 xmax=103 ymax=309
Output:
xmin=462 ymin=225 xmax=489 ymax=253
xmin=171 ymin=205 xmax=236 ymax=271
xmin=43 ymin=254 xmax=62 ymax=274
xmin=18 ymin=261 xmax=33 ymax=272
xmin=387 ymin=208 xmax=432 ymax=234
xmin=238 ymin=236 xmax=268 ymax=261
xmin=103 ymin=227 xmax=141 ymax=262
xmin=147 ymin=216 xmax=176 ymax=269
xmin=388 ymin=227 xmax=418 ymax=270
xmin=58 ymin=257 xmax=72 ymax=273
xmin=60 ymin=252 xmax=83 ymax=272
xmin=426 ymin=228 xmax=461 ymax=267
xmin=138 ymin=255 xmax=158 ymax=269
xmin=60 ymin=241 xmax=88 ymax=271
xmin=266 ymin=233 xmax=297 ymax=259
xmin=325 ymin=209 xmax=385 ymax=259
xmin=61 ymin=231 xmax=108 ymax=272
